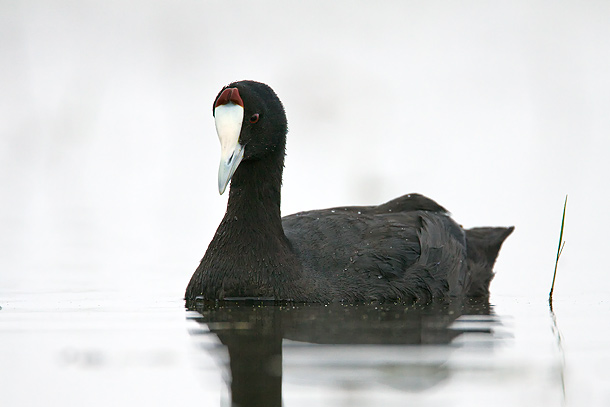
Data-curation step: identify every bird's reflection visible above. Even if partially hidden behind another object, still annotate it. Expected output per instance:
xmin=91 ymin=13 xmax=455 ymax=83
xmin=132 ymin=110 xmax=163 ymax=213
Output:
xmin=188 ymin=299 xmax=497 ymax=407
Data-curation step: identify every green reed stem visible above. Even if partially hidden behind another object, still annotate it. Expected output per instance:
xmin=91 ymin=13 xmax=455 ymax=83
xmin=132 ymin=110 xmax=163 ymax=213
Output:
xmin=549 ymin=195 xmax=567 ymax=303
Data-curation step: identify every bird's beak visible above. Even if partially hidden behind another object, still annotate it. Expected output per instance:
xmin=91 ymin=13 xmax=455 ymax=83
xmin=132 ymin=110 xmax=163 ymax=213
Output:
xmin=215 ymin=102 xmax=245 ymax=195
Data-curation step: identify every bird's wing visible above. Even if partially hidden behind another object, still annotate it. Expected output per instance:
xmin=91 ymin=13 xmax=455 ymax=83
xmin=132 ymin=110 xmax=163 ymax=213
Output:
xmin=282 ymin=194 xmax=467 ymax=302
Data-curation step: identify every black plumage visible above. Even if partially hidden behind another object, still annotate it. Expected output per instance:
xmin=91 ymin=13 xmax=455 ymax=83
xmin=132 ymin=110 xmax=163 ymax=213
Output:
xmin=185 ymin=80 xmax=513 ymax=304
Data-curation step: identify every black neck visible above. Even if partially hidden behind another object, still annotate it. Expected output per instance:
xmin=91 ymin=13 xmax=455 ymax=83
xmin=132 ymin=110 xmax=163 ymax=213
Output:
xmin=225 ymin=149 xmax=285 ymax=235
xmin=186 ymin=148 xmax=296 ymax=301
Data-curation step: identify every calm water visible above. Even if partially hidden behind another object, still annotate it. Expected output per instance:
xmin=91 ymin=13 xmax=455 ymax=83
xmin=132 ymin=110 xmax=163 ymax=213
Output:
xmin=2 ymin=291 xmax=607 ymax=406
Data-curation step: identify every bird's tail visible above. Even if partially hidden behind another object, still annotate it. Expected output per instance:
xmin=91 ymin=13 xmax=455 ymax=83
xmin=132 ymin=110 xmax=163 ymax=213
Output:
xmin=464 ymin=226 xmax=514 ymax=297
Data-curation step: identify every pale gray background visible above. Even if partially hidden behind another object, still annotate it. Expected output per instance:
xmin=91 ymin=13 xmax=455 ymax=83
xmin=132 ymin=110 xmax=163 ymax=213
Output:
xmin=2 ymin=0 xmax=608 ymax=299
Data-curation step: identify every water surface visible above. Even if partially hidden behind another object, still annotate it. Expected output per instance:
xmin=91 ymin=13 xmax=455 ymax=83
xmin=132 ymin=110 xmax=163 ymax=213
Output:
xmin=188 ymin=297 xmax=564 ymax=406
xmin=5 ymin=291 xmax=597 ymax=406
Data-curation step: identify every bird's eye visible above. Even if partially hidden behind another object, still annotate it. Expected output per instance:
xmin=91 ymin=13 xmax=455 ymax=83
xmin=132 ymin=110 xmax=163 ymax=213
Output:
xmin=250 ymin=113 xmax=260 ymax=124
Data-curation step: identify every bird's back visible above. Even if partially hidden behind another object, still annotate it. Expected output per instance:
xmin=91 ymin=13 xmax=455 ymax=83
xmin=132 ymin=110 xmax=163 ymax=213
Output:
xmin=282 ymin=194 xmax=475 ymax=302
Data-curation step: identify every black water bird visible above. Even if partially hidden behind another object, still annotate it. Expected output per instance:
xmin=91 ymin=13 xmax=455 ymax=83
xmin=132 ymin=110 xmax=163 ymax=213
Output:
xmin=186 ymin=80 xmax=513 ymax=304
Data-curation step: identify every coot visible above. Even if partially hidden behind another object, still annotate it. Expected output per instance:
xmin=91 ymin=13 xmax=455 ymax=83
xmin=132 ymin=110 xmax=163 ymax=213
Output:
xmin=186 ymin=80 xmax=513 ymax=304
